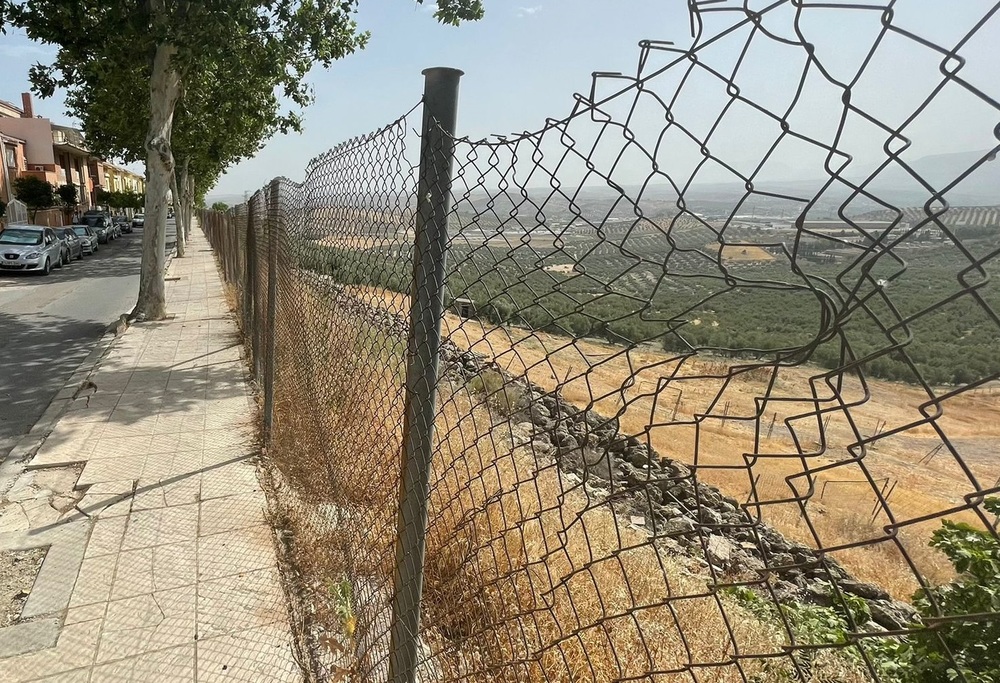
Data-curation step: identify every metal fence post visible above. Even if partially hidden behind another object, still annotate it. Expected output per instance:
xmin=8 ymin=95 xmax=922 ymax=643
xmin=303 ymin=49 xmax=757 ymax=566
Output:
xmin=247 ymin=200 xmax=262 ymax=382
xmin=262 ymin=179 xmax=280 ymax=444
xmin=389 ymin=66 xmax=463 ymax=683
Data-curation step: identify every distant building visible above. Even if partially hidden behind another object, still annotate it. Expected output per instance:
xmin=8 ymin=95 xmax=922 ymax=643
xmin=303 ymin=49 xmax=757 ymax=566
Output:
xmin=0 ymin=93 xmax=145 ymax=226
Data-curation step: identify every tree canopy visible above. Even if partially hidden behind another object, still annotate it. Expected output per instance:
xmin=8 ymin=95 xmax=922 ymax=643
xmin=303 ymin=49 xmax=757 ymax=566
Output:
xmin=12 ymin=176 xmax=55 ymax=221
xmin=2 ymin=0 xmax=484 ymax=318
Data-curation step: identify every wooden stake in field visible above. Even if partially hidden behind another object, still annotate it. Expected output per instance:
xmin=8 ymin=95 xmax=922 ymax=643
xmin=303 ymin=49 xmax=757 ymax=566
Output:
xmin=766 ymin=412 xmax=777 ymax=439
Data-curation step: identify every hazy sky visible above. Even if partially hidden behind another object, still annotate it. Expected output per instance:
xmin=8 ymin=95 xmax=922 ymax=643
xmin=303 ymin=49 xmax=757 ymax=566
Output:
xmin=1 ymin=1 xmax=997 ymax=200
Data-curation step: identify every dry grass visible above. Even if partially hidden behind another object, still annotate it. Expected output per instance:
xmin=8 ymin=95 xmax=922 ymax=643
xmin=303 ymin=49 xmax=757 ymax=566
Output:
xmin=354 ymin=285 xmax=999 ymax=600
xmin=259 ymin=278 xmax=875 ymax=682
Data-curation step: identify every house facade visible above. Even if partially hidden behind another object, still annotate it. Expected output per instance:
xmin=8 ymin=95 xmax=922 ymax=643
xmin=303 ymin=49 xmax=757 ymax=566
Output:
xmin=0 ymin=93 xmax=145 ymax=226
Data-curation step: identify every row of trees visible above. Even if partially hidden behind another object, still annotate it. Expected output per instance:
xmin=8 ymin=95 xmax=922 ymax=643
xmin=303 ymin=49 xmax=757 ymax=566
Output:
xmin=0 ymin=0 xmax=484 ymax=319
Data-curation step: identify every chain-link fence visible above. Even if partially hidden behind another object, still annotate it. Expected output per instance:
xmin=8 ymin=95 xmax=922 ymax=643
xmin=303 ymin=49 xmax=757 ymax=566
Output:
xmin=200 ymin=3 xmax=1000 ymax=681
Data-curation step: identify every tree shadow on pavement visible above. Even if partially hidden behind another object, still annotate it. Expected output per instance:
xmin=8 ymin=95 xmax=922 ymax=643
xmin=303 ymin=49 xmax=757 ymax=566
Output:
xmin=0 ymin=311 xmax=108 ymax=460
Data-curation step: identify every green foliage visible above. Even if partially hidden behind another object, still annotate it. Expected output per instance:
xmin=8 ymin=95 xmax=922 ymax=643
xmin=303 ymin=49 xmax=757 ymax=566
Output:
xmin=12 ymin=176 xmax=55 ymax=220
xmin=95 ymin=188 xmax=143 ymax=210
xmin=210 ymin=201 xmax=229 ymax=212
xmin=728 ymin=500 xmax=1000 ymax=683
xmin=56 ymin=183 xmax=77 ymax=207
xmin=871 ymin=498 xmax=1000 ymax=683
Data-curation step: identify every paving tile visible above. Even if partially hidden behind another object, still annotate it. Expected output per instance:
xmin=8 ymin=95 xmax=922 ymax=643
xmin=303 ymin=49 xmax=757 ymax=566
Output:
xmin=197 ymin=567 xmax=287 ymax=640
xmin=69 ymin=554 xmax=118 ymax=608
xmin=198 ymin=526 xmax=275 ymax=581
xmin=97 ymin=586 xmax=197 ymax=663
xmin=198 ymin=492 xmax=267 ymax=536
xmin=91 ymin=643 xmax=195 ymax=682
xmin=197 ymin=624 xmax=301 ymax=683
xmin=65 ymin=602 xmax=107 ymax=625
xmin=111 ymin=540 xmax=197 ymax=600
xmin=89 ymin=435 xmax=155 ymax=460
xmin=121 ymin=504 xmax=199 ymax=551
xmin=86 ymin=516 xmax=128 ymax=558
xmin=0 ymin=619 xmax=102 ymax=682
xmin=78 ymin=456 xmax=147 ymax=488
xmin=200 ymin=461 xmax=259 ymax=500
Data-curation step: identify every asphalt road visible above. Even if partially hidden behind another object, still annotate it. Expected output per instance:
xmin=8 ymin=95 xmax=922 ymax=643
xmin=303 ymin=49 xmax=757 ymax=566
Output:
xmin=0 ymin=224 xmax=150 ymax=461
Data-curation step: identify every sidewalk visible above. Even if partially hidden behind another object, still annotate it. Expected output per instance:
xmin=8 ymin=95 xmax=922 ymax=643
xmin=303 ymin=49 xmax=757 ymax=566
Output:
xmin=0 ymin=229 xmax=300 ymax=681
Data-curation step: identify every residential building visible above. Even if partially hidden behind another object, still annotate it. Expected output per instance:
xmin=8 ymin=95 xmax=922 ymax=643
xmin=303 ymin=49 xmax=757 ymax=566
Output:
xmin=0 ymin=93 xmax=145 ymax=225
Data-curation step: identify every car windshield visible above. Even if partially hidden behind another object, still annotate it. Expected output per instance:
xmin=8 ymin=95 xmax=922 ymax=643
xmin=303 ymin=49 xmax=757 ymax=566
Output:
xmin=0 ymin=229 xmax=43 ymax=246
xmin=85 ymin=216 xmax=106 ymax=227
xmin=72 ymin=227 xmax=90 ymax=236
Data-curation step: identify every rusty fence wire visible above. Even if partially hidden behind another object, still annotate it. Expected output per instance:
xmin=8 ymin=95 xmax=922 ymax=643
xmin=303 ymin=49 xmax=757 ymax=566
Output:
xmin=200 ymin=2 xmax=1000 ymax=681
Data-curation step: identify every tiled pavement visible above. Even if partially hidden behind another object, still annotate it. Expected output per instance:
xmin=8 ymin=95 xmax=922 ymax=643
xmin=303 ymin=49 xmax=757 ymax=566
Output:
xmin=0 ymin=230 xmax=301 ymax=682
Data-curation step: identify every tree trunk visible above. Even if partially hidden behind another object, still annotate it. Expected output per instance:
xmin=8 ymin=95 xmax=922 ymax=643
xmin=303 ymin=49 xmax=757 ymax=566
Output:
xmin=171 ymin=159 xmax=187 ymax=257
xmin=133 ymin=37 xmax=181 ymax=321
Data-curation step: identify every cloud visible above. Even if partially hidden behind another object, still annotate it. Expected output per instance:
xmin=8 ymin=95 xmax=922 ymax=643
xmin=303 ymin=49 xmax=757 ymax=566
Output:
xmin=516 ymin=6 xmax=542 ymax=18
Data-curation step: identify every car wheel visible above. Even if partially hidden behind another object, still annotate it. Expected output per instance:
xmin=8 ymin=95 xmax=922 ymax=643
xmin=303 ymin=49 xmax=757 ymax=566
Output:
xmin=40 ymin=258 xmax=51 ymax=276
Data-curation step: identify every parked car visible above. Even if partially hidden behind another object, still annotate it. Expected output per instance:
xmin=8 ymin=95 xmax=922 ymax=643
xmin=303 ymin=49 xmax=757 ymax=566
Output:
xmin=114 ymin=215 xmax=132 ymax=234
xmin=132 ymin=213 xmax=145 ymax=229
xmin=84 ymin=215 xmax=113 ymax=243
xmin=58 ymin=227 xmax=85 ymax=263
xmin=0 ymin=225 xmax=64 ymax=275
xmin=70 ymin=225 xmax=99 ymax=254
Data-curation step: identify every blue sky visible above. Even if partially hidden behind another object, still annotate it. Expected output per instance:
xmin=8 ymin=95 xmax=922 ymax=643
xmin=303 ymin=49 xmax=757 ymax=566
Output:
xmin=1 ymin=1 xmax=997 ymax=200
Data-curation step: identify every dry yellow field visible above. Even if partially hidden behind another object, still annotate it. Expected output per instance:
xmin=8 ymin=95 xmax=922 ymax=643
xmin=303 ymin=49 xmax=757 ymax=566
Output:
xmin=356 ymin=284 xmax=1000 ymax=598
xmin=706 ymin=244 xmax=775 ymax=261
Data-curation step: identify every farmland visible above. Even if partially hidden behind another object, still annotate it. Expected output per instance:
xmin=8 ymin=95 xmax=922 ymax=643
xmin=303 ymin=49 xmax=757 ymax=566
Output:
xmin=294 ymin=209 xmax=1000 ymax=387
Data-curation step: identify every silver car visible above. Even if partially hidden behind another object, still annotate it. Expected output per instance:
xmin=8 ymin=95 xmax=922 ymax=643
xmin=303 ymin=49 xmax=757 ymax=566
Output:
xmin=70 ymin=224 xmax=100 ymax=255
xmin=0 ymin=226 xmax=64 ymax=275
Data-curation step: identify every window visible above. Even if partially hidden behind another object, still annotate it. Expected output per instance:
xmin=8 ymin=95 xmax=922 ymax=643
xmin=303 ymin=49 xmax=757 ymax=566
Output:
xmin=4 ymin=145 xmax=14 ymax=168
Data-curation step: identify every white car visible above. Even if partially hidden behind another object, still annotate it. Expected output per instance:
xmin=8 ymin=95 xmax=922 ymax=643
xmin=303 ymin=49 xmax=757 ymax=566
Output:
xmin=0 ymin=225 xmax=65 ymax=275
xmin=132 ymin=213 xmax=145 ymax=229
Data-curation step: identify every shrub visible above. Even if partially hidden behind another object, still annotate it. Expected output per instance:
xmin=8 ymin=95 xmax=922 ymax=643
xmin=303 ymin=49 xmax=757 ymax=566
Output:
xmin=873 ymin=497 xmax=1000 ymax=683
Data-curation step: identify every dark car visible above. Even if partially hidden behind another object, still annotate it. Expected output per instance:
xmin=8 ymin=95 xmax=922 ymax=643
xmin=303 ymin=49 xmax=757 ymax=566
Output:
xmin=58 ymin=227 xmax=85 ymax=263
xmin=113 ymin=215 xmax=132 ymax=234
xmin=70 ymin=225 xmax=99 ymax=254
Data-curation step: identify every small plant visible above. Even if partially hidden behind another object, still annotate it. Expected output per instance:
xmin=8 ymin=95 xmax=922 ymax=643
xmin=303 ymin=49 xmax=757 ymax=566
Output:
xmin=468 ymin=369 xmax=526 ymax=415
xmin=328 ymin=576 xmax=356 ymax=638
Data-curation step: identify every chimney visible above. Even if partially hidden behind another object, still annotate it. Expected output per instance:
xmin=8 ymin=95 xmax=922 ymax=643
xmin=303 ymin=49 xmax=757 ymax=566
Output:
xmin=20 ymin=93 xmax=34 ymax=118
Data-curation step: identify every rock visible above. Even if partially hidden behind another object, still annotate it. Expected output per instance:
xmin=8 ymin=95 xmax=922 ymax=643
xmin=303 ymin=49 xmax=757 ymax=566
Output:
xmin=529 ymin=403 xmax=552 ymax=423
xmin=625 ymin=447 xmax=651 ymax=468
xmin=706 ymin=535 xmax=735 ymax=566
xmin=840 ymin=579 xmax=891 ymax=602
xmin=804 ymin=583 xmax=834 ymax=606
xmin=553 ymin=432 xmax=579 ymax=452
xmin=772 ymin=580 xmax=800 ymax=602
xmin=769 ymin=552 xmax=795 ymax=569
xmin=663 ymin=516 xmax=697 ymax=536
xmin=697 ymin=507 xmax=723 ymax=527
xmin=869 ymin=600 xmax=918 ymax=631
